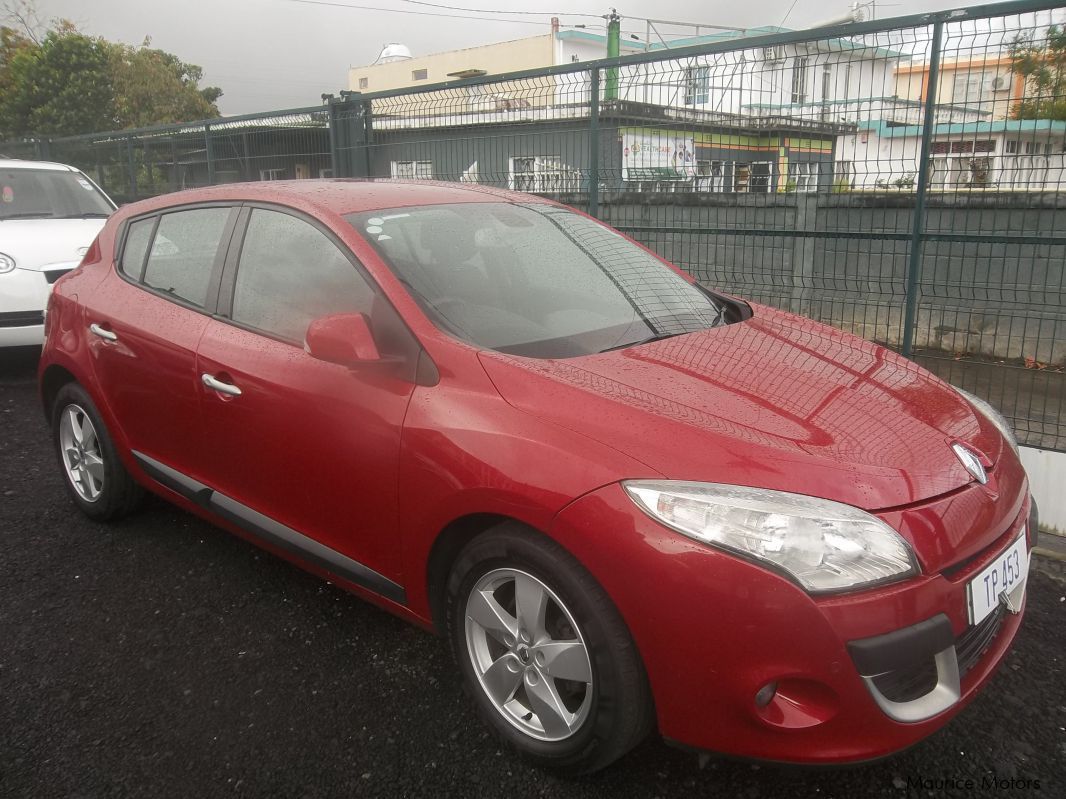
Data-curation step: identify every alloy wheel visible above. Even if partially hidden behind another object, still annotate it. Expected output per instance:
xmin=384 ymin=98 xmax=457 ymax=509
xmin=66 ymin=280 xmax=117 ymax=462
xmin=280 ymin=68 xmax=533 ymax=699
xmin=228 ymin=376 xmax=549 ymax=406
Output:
xmin=464 ymin=568 xmax=594 ymax=742
xmin=58 ymin=404 xmax=105 ymax=502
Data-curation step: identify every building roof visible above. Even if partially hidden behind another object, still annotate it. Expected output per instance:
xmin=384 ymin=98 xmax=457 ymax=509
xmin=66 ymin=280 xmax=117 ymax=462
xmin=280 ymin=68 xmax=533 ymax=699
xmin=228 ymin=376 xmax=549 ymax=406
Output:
xmin=557 ymin=26 xmax=908 ymax=59
xmin=860 ymin=118 xmax=1066 ymax=137
xmin=742 ymin=96 xmax=990 ymax=116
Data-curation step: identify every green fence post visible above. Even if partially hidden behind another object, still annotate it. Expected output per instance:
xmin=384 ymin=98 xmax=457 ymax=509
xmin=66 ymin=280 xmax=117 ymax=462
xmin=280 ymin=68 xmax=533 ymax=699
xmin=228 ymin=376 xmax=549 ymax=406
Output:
xmin=588 ymin=68 xmax=600 ymax=219
xmin=205 ymin=123 xmax=216 ymax=185
xmin=126 ymin=136 xmax=137 ymax=201
xmin=361 ymin=98 xmax=373 ymax=178
xmin=901 ymin=20 xmax=943 ymax=357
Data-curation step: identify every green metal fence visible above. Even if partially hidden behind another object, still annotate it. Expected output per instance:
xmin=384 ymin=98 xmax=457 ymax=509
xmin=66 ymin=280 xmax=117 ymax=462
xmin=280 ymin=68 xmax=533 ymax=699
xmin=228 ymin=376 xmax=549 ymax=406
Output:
xmin=3 ymin=0 xmax=1064 ymax=450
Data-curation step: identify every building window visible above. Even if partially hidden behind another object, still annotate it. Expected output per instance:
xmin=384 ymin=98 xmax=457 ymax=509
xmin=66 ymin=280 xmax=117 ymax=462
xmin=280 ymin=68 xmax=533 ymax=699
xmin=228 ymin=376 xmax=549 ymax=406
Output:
xmin=791 ymin=57 xmax=809 ymax=104
xmin=697 ymin=160 xmax=725 ymax=192
xmin=358 ymin=77 xmax=368 ymax=89
xmin=509 ymin=156 xmax=581 ymax=193
xmin=259 ymin=167 xmax=286 ymax=180
xmin=683 ymin=65 xmax=710 ymax=105
xmin=411 ymin=68 xmax=428 ymax=81
xmin=821 ymin=64 xmax=832 ymax=102
xmin=390 ymin=160 xmax=433 ymax=179
xmin=952 ymin=72 xmax=986 ymax=105
xmin=1005 ymin=139 xmax=1018 ymax=154
xmin=788 ymin=161 xmax=819 ymax=192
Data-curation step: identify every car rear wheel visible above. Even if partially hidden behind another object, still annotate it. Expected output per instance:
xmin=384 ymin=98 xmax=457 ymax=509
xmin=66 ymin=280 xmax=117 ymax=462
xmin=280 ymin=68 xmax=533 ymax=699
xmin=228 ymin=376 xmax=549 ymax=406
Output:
xmin=446 ymin=523 xmax=653 ymax=774
xmin=52 ymin=383 xmax=142 ymax=521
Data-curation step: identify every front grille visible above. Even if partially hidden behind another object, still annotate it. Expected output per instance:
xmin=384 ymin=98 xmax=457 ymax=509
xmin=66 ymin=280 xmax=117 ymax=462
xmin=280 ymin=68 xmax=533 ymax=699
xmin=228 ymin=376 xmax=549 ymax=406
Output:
xmin=0 ymin=310 xmax=44 ymax=328
xmin=44 ymin=268 xmax=74 ymax=284
xmin=872 ymin=660 xmax=938 ymax=703
xmin=869 ymin=608 xmax=1005 ymax=703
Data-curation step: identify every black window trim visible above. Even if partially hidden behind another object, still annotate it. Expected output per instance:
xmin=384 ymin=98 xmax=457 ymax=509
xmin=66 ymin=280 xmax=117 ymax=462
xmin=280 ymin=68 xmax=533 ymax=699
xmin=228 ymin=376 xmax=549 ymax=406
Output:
xmin=113 ymin=201 xmax=242 ymax=316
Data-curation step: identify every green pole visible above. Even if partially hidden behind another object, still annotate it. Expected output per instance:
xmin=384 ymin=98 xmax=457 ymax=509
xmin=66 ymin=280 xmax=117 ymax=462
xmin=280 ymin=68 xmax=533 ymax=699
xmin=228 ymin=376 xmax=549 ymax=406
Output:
xmin=605 ymin=10 xmax=620 ymax=100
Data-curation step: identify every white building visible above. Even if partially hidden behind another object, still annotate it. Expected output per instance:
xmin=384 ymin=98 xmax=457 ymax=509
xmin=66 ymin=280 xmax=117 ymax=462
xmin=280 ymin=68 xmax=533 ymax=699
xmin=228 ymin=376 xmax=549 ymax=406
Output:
xmin=837 ymin=119 xmax=1066 ymax=190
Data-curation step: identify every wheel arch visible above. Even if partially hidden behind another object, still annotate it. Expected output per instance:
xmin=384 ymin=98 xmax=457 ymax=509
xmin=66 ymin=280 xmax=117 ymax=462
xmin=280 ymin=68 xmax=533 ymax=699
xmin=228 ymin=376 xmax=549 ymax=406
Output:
xmin=426 ymin=512 xmax=518 ymax=634
xmin=40 ymin=363 xmax=79 ymax=422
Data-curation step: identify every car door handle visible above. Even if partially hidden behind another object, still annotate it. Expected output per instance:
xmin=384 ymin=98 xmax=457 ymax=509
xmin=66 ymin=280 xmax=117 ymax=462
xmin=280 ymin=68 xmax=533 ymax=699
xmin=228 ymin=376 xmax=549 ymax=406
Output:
xmin=202 ymin=373 xmax=242 ymax=396
xmin=89 ymin=323 xmax=118 ymax=341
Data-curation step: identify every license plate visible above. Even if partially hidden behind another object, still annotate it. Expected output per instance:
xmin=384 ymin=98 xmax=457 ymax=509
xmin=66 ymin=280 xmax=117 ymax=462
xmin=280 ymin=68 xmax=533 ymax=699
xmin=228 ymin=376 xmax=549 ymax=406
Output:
xmin=967 ymin=533 xmax=1029 ymax=625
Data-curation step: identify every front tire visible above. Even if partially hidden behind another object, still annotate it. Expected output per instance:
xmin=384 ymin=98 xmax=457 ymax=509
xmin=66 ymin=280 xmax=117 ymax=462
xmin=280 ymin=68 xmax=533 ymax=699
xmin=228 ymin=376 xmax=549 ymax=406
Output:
xmin=446 ymin=523 xmax=653 ymax=774
xmin=52 ymin=383 xmax=142 ymax=521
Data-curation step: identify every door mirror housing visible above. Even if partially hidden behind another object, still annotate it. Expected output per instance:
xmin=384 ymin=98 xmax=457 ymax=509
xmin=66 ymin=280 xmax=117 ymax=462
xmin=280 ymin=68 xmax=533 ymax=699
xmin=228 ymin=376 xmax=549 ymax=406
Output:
xmin=305 ymin=313 xmax=382 ymax=366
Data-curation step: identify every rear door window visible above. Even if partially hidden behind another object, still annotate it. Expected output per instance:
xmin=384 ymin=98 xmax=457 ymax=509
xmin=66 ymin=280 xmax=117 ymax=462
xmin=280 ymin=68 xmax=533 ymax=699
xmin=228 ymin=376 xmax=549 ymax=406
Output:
xmin=142 ymin=208 xmax=231 ymax=308
xmin=231 ymin=208 xmax=375 ymax=344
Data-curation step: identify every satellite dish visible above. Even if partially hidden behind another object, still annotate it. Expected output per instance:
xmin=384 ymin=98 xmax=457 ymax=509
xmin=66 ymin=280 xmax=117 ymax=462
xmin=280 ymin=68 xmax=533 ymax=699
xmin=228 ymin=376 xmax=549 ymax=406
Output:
xmin=379 ymin=43 xmax=413 ymax=63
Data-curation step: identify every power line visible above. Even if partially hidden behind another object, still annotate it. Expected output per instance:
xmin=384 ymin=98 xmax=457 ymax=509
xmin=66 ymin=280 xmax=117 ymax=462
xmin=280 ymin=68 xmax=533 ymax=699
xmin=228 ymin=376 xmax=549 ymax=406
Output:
xmin=398 ymin=0 xmax=604 ymax=18
xmin=272 ymin=0 xmax=558 ymax=26
xmin=780 ymin=0 xmax=801 ymax=27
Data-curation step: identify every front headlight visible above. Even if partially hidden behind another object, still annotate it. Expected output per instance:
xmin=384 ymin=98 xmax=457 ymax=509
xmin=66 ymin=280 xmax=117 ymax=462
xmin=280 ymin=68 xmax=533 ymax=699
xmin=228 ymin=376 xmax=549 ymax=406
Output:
xmin=623 ymin=481 xmax=918 ymax=594
xmin=955 ymin=387 xmax=1018 ymax=454
xmin=0 ymin=253 xmax=14 ymax=274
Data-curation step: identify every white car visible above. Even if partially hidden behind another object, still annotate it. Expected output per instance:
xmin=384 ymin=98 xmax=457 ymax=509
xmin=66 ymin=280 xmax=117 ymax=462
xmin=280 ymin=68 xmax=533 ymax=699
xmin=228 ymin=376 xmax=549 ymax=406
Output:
xmin=0 ymin=159 xmax=115 ymax=347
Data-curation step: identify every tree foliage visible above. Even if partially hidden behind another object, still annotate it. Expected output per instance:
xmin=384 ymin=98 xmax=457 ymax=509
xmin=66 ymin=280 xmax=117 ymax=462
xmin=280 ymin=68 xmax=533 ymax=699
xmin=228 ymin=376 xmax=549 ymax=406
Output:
xmin=0 ymin=26 xmax=115 ymax=136
xmin=0 ymin=12 xmax=223 ymax=138
xmin=1009 ymin=24 xmax=1066 ymax=121
xmin=109 ymin=40 xmax=223 ymax=129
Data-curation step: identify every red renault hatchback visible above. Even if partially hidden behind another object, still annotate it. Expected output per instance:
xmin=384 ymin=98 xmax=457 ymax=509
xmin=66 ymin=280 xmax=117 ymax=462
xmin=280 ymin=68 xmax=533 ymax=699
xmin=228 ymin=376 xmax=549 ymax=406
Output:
xmin=39 ymin=181 xmax=1033 ymax=773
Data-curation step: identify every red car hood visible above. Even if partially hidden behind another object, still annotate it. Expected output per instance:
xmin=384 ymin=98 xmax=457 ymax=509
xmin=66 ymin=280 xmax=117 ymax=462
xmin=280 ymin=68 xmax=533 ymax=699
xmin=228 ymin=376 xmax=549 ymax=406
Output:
xmin=479 ymin=306 xmax=1003 ymax=511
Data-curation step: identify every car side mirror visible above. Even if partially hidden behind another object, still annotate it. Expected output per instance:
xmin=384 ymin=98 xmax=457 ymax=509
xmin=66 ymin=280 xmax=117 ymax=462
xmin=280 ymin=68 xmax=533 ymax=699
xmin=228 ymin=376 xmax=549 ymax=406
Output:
xmin=305 ymin=313 xmax=382 ymax=367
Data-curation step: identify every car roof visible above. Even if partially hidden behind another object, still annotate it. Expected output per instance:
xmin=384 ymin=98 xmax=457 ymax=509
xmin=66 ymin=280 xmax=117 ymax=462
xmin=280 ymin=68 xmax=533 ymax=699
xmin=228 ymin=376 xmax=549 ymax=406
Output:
xmin=0 ymin=158 xmax=78 ymax=172
xmin=118 ymin=179 xmax=553 ymax=218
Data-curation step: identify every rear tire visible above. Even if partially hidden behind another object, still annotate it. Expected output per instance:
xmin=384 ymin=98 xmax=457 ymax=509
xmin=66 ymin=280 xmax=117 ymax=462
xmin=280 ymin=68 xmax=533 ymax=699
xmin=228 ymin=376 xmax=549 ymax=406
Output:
xmin=52 ymin=383 xmax=142 ymax=521
xmin=445 ymin=523 xmax=654 ymax=774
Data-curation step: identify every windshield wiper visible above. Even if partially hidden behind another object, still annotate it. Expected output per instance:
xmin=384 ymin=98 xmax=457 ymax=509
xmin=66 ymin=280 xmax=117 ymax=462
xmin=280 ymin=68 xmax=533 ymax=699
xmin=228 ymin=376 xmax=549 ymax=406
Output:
xmin=56 ymin=212 xmax=111 ymax=219
xmin=0 ymin=212 xmax=53 ymax=220
xmin=598 ymin=332 xmax=682 ymax=354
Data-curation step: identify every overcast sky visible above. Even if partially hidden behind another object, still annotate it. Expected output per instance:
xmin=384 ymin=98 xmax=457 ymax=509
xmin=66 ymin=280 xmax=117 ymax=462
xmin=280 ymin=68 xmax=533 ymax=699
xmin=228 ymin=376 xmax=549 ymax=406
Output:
xmin=13 ymin=0 xmax=1054 ymax=114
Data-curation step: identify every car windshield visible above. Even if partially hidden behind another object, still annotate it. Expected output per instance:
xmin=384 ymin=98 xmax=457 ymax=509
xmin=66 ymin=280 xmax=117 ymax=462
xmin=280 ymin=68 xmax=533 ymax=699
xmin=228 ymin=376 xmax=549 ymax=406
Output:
xmin=0 ymin=167 xmax=113 ymax=221
xmin=347 ymin=202 xmax=726 ymax=358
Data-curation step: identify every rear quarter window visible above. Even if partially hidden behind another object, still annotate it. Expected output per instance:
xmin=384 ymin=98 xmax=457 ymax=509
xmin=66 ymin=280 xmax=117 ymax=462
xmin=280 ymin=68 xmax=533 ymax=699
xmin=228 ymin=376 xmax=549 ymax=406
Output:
xmin=119 ymin=218 xmax=155 ymax=280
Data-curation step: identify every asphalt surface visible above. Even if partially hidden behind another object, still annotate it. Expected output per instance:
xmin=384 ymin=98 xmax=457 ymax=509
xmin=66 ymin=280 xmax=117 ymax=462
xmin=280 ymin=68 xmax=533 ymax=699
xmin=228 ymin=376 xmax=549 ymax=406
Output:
xmin=2 ymin=346 xmax=1064 ymax=798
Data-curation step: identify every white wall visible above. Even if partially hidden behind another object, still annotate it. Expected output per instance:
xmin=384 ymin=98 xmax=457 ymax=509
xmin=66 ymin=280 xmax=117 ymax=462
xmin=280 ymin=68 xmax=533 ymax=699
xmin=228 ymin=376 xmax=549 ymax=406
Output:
xmin=1020 ymin=447 xmax=1066 ymax=535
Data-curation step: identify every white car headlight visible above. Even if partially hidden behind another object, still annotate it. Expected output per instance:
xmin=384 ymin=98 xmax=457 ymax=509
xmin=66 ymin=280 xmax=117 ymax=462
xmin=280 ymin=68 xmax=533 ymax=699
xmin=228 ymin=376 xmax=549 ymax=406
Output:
xmin=0 ymin=253 xmax=14 ymax=274
xmin=955 ymin=388 xmax=1018 ymax=454
xmin=623 ymin=481 xmax=918 ymax=594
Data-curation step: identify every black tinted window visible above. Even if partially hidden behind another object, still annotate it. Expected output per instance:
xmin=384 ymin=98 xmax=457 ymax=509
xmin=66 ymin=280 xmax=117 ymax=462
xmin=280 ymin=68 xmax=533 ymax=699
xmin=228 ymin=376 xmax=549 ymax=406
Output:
xmin=143 ymin=208 xmax=230 ymax=307
xmin=119 ymin=218 xmax=154 ymax=280
xmin=232 ymin=209 xmax=375 ymax=343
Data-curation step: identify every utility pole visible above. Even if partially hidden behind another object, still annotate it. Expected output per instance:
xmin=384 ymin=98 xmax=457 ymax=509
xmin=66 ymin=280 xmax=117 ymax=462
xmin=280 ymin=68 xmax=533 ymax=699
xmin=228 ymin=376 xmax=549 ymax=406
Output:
xmin=605 ymin=9 xmax=620 ymax=100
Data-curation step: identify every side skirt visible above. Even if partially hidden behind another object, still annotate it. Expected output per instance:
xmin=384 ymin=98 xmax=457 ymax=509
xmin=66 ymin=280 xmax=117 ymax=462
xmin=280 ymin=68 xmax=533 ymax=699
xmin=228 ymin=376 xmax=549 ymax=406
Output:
xmin=132 ymin=450 xmax=407 ymax=605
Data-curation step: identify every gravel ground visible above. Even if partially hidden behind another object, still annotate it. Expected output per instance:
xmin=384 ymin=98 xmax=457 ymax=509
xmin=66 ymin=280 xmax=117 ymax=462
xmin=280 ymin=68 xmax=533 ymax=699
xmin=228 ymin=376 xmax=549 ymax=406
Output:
xmin=2 ymin=347 xmax=1064 ymax=798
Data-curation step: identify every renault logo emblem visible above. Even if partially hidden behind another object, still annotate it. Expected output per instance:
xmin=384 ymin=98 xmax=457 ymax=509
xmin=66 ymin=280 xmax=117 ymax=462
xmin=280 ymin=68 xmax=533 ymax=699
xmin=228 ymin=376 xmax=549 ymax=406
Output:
xmin=952 ymin=442 xmax=988 ymax=485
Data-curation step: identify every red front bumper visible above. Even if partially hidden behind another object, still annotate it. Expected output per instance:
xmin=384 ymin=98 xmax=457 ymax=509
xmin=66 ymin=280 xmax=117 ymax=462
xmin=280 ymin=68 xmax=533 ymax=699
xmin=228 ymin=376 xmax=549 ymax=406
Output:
xmin=548 ymin=482 xmax=1031 ymax=764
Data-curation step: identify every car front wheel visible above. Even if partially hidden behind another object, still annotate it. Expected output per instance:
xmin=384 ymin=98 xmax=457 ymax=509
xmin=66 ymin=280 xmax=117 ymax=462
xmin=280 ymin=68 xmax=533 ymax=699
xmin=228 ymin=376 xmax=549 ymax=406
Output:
xmin=446 ymin=524 xmax=653 ymax=774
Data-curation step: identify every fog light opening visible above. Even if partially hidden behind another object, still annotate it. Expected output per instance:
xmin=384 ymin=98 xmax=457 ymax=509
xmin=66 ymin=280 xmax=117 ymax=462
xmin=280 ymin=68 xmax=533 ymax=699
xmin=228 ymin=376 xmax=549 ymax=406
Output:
xmin=754 ymin=681 xmax=778 ymax=708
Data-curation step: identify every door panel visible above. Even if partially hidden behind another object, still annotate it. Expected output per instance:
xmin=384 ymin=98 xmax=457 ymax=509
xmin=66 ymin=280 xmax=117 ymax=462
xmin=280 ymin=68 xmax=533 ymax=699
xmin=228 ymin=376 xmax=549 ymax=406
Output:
xmin=195 ymin=207 xmax=417 ymax=584
xmin=196 ymin=322 xmax=414 ymax=583
xmin=86 ymin=206 xmax=236 ymax=477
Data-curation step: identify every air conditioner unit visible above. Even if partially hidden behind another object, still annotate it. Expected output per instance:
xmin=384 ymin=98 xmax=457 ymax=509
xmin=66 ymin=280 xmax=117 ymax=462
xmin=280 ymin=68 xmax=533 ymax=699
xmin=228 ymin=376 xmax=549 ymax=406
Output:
xmin=761 ymin=46 xmax=785 ymax=63
xmin=990 ymin=73 xmax=1011 ymax=91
